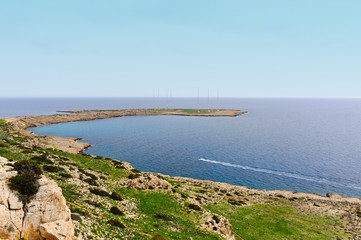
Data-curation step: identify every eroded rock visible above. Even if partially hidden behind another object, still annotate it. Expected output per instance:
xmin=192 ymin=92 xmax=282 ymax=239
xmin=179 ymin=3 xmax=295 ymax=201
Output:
xmin=202 ymin=213 xmax=234 ymax=240
xmin=124 ymin=174 xmax=171 ymax=190
xmin=0 ymin=156 xmax=75 ymax=240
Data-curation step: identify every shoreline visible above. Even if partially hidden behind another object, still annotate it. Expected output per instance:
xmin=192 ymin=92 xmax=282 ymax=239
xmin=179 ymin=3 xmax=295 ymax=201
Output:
xmin=2 ymin=109 xmax=361 ymax=204
xmin=3 ymin=109 xmax=245 ymax=153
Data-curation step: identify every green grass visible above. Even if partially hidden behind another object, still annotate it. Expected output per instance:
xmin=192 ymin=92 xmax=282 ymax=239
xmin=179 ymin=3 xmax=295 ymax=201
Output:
xmin=116 ymin=188 xmax=221 ymax=240
xmin=0 ymin=119 xmax=6 ymax=124
xmin=205 ymin=201 xmax=351 ymax=240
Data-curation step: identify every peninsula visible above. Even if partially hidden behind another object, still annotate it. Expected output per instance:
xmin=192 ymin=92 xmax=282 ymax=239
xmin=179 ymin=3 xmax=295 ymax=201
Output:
xmin=0 ymin=109 xmax=361 ymax=240
xmin=3 ymin=109 xmax=245 ymax=153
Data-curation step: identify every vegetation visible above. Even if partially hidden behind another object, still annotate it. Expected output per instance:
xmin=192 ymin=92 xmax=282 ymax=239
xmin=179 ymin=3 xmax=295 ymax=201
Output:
xmin=0 ymin=119 xmax=6 ymax=124
xmin=0 ymin=134 xmax=358 ymax=239
xmin=9 ymin=160 xmax=43 ymax=202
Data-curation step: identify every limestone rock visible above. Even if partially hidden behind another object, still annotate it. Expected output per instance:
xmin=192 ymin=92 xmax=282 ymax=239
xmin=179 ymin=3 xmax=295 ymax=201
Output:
xmin=202 ymin=213 xmax=234 ymax=240
xmin=0 ymin=156 xmax=76 ymax=240
xmin=125 ymin=174 xmax=171 ymax=190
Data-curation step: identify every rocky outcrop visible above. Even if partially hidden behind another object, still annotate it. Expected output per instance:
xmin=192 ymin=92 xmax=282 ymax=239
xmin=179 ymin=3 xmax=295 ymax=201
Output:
xmin=202 ymin=213 xmax=234 ymax=240
xmin=0 ymin=156 xmax=75 ymax=240
xmin=124 ymin=174 xmax=172 ymax=190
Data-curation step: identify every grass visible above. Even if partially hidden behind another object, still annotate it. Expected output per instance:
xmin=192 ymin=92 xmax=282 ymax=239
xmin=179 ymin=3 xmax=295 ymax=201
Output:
xmin=205 ymin=201 xmax=351 ymax=240
xmin=115 ymin=188 xmax=221 ymax=240
xmin=0 ymin=119 xmax=6 ymax=124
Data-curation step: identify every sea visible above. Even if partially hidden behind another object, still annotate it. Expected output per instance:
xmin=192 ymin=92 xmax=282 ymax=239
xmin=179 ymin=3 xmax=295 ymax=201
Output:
xmin=1 ymin=97 xmax=361 ymax=198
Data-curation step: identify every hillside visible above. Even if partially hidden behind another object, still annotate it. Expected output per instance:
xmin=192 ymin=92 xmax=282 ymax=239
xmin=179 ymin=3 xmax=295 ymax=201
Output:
xmin=0 ymin=115 xmax=361 ymax=239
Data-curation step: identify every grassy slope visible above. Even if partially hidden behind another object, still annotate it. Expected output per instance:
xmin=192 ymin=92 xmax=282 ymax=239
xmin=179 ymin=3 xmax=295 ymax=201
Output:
xmin=0 ymin=134 xmax=355 ymax=240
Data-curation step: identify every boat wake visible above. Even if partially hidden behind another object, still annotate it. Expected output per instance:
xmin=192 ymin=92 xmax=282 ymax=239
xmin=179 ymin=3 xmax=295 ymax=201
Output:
xmin=198 ymin=158 xmax=361 ymax=190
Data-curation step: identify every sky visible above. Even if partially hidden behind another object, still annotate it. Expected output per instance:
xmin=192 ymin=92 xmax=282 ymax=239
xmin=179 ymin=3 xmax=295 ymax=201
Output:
xmin=0 ymin=1 xmax=360 ymax=98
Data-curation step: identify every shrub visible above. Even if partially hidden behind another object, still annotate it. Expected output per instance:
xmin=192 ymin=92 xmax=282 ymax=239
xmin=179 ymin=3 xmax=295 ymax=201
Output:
xmin=110 ymin=192 xmax=123 ymax=201
xmin=85 ymin=200 xmax=102 ymax=208
xmin=9 ymin=160 xmax=43 ymax=202
xmin=89 ymin=188 xmax=109 ymax=197
xmin=84 ymin=178 xmax=98 ymax=186
xmin=71 ymin=214 xmax=82 ymax=222
xmin=31 ymin=155 xmax=53 ymax=165
xmin=128 ymin=173 xmax=141 ymax=179
xmin=59 ymin=173 xmax=72 ymax=179
xmin=188 ymin=204 xmax=201 ymax=211
xmin=108 ymin=219 xmax=126 ymax=228
xmin=9 ymin=173 xmax=39 ymax=197
xmin=154 ymin=214 xmax=170 ymax=221
xmin=110 ymin=206 xmax=124 ymax=216
xmin=84 ymin=172 xmax=98 ymax=180
xmin=43 ymin=165 xmax=64 ymax=172
xmin=13 ymin=160 xmax=43 ymax=177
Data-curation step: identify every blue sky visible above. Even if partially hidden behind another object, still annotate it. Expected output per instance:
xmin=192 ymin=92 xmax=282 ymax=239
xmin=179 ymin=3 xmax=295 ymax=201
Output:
xmin=0 ymin=1 xmax=360 ymax=98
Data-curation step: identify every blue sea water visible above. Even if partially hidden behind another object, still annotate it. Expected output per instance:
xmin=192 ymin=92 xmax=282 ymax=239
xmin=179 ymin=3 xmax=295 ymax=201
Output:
xmin=2 ymin=98 xmax=361 ymax=198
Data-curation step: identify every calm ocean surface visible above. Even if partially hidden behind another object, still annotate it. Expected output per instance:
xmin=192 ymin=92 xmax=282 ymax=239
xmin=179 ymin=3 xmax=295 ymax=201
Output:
xmin=2 ymin=98 xmax=361 ymax=198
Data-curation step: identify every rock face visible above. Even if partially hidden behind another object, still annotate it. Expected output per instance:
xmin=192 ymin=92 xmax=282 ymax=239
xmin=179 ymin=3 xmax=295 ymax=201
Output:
xmin=0 ymin=156 xmax=75 ymax=240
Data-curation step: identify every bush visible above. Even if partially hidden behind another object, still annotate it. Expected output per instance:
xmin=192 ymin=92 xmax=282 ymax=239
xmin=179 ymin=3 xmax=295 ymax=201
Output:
xmin=128 ymin=173 xmax=141 ymax=179
xmin=154 ymin=214 xmax=170 ymax=221
xmin=9 ymin=160 xmax=43 ymax=202
xmin=110 ymin=206 xmax=124 ymax=216
xmin=9 ymin=173 xmax=39 ymax=197
xmin=71 ymin=214 xmax=82 ymax=222
xmin=43 ymin=165 xmax=64 ymax=172
xmin=84 ymin=178 xmax=98 ymax=186
xmin=59 ymin=173 xmax=72 ymax=179
xmin=13 ymin=160 xmax=43 ymax=177
xmin=84 ymin=172 xmax=98 ymax=180
xmin=110 ymin=192 xmax=123 ymax=201
xmin=89 ymin=188 xmax=109 ymax=197
xmin=108 ymin=219 xmax=126 ymax=228
xmin=31 ymin=154 xmax=53 ymax=165
xmin=188 ymin=204 xmax=201 ymax=211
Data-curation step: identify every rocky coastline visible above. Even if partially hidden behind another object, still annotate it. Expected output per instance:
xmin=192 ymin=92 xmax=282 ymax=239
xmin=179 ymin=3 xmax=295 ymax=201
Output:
xmin=3 ymin=109 xmax=245 ymax=153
